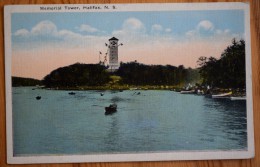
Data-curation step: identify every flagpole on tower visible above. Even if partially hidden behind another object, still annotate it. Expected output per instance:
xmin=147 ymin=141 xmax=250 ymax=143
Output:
xmin=99 ymin=51 xmax=102 ymax=64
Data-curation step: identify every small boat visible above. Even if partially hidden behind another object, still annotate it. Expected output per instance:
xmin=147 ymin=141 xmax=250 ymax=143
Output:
xmin=100 ymin=93 xmax=104 ymax=96
xmin=105 ymin=104 xmax=117 ymax=115
xmin=130 ymin=88 xmax=138 ymax=90
xmin=36 ymin=96 xmax=41 ymax=100
xmin=137 ymin=92 xmax=141 ymax=95
xmin=68 ymin=92 xmax=76 ymax=95
xmin=212 ymin=92 xmax=232 ymax=98
xmin=180 ymin=90 xmax=195 ymax=94
xmin=230 ymin=96 xmax=246 ymax=100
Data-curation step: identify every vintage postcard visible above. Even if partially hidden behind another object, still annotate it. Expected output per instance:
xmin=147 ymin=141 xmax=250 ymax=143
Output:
xmin=5 ymin=3 xmax=254 ymax=164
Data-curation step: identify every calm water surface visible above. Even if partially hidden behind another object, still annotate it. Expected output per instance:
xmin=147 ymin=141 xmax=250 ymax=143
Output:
xmin=12 ymin=87 xmax=247 ymax=155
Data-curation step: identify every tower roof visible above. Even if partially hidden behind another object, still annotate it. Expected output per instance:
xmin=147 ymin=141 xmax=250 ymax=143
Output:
xmin=109 ymin=37 xmax=119 ymax=41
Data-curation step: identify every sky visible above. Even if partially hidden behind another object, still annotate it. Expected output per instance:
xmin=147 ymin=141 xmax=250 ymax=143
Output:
xmin=11 ymin=10 xmax=245 ymax=79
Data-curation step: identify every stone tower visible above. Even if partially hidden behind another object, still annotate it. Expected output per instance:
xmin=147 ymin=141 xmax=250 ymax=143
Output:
xmin=108 ymin=37 xmax=119 ymax=71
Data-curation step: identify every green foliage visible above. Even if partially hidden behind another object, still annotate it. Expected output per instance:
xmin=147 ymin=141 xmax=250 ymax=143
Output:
xmin=42 ymin=63 xmax=111 ymax=87
xmin=12 ymin=77 xmax=42 ymax=87
xmin=116 ymin=62 xmax=198 ymax=85
xmin=42 ymin=62 xmax=200 ymax=88
xmin=197 ymin=39 xmax=245 ymax=88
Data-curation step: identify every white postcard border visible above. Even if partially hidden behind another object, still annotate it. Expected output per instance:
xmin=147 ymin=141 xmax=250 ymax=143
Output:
xmin=5 ymin=2 xmax=254 ymax=164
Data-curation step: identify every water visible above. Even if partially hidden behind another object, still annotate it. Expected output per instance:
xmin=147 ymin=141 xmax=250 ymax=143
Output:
xmin=12 ymin=87 xmax=247 ymax=156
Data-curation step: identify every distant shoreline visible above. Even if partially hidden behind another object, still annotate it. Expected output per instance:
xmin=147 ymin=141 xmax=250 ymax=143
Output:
xmin=13 ymin=85 xmax=246 ymax=97
xmin=14 ymin=85 xmax=183 ymax=91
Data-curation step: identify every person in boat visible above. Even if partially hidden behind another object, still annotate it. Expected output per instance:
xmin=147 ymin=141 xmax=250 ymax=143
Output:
xmin=68 ymin=92 xmax=76 ymax=95
xmin=105 ymin=104 xmax=117 ymax=115
xmin=36 ymin=96 xmax=41 ymax=100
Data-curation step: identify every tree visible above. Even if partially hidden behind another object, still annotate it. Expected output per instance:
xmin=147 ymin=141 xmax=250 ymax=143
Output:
xmin=116 ymin=61 xmax=197 ymax=86
xmin=197 ymin=39 xmax=245 ymax=88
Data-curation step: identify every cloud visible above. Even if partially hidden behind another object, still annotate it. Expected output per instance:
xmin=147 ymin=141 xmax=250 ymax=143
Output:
xmin=185 ymin=20 xmax=215 ymax=38
xmin=165 ymin=28 xmax=172 ymax=33
xmin=151 ymin=25 xmax=172 ymax=34
xmin=197 ymin=20 xmax=214 ymax=31
xmin=123 ymin=18 xmax=145 ymax=32
xmin=151 ymin=24 xmax=163 ymax=33
xmin=12 ymin=20 xmax=110 ymax=51
xmin=185 ymin=20 xmax=240 ymax=41
xmin=185 ymin=30 xmax=197 ymax=38
xmin=57 ymin=29 xmax=83 ymax=40
xmin=13 ymin=20 xmax=87 ymax=42
xmin=113 ymin=18 xmax=145 ymax=37
xmin=13 ymin=20 xmax=59 ymax=40
xmin=14 ymin=29 xmax=30 ymax=36
xmin=31 ymin=20 xmax=58 ymax=36
xmin=215 ymin=29 xmax=230 ymax=35
xmin=77 ymin=24 xmax=99 ymax=33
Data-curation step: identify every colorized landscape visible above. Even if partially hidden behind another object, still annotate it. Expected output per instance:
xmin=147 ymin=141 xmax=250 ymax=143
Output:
xmin=11 ymin=9 xmax=248 ymax=155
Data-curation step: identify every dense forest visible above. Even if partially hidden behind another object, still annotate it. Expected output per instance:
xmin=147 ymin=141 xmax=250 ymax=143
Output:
xmin=116 ymin=62 xmax=200 ymax=86
xmin=197 ymin=39 xmax=245 ymax=89
xmin=39 ymin=62 xmax=199 ymax=88
xmin=12 ymin=77 xmax=42 ymax=87
xmin=42 ymin=63 xmax=111 ymax=87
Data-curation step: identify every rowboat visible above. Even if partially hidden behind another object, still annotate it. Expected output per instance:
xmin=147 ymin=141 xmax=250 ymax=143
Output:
xmin=105 ymin=104 xmax=117 ymax=115
xmin=212 ymin=92 xmax=232 ymax=98
xmin=36 ymin=96 xmax=41 ymax=100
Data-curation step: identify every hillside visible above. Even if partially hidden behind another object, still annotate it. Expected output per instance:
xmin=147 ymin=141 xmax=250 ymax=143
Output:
xmin=42 ymin=63 xmax=111 ymax=88
xmin=12 ymin=77 xmax=42 ymax=87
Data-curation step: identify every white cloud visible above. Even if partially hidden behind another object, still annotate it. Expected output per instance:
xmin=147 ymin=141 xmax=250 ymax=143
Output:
xmin=215 ymin=29 xmax=230 ymax=35
xmin=58 ymin=29 xmax=83 ymax=40
xmin=122 ymin=18 xmax=145 ymax=32
xmin=13 ymin=20 xmax=89 ymax=42
xmin=151 ymin=24 xmax=163 ymax=33
xmin=185 ymin=20 xmax=239 ymax=41
xmin=151 ymin=25 xmax=172 ymax=34
xmin=13 ymin=20 xmax=111 ymax=50
xmin=113 ymin=18 xmax=145 ymax=37
xmin=78 ymin=24 xmax=99 ymax=33
xmin=14 ymin=29 xmax=30 ymax=36
xmin=31 ymin=20 xmax=58 ymax=36
xmin=185 ymin=30 xmax=197 ymax=38
xmin=215 ymin=29 xmax=222 ymax=35
xmin=224 ymin=29 xmax=231 ymax=33
xmin=197 ymin=20 xmax=214 ymax=31
xmin=165 ymin=28 xmax=172 ymax=33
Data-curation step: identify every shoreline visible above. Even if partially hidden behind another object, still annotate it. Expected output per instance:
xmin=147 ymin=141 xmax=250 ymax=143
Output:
xmin=38 ymin=85 xmax=183 ymax=91
xmin=13 ymin=85 xmax=246 ymax=97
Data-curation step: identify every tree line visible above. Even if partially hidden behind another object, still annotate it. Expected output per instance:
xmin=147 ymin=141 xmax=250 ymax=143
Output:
xmin=116 ymin=62 xmax=199 ymax=86
xmin=12 ymin=77 xmax=42 ymax=87
xmin=40 ymin=62 xmax=199 ymax=87
xmin=197 ymin=39 xmax=245 ymax=89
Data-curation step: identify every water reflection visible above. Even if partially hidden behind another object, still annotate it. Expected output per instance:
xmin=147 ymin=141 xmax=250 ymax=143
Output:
xmin=200 ymin=97 xmax=247 ymax=149
xmin=104 ymin=115 xmax=120 ymax=151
